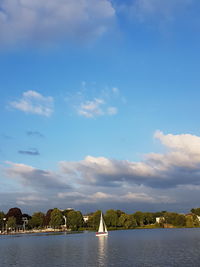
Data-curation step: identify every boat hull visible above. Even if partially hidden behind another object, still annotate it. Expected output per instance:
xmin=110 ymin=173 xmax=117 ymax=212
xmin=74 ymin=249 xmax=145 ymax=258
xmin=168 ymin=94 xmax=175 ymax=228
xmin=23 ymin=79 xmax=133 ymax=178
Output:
xmin=96 ymin=232 xmax=108 ymax=237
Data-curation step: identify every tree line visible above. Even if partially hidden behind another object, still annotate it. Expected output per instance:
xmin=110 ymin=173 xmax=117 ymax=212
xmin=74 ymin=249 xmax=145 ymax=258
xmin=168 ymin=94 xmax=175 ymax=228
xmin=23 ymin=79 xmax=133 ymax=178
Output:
xmin=86 ymin=210 xmax=198 ymax=229
xmin=0 ymin=208 xmax=84 ymax=232
xmin=1 ymin=207 xmax=200 ymax=233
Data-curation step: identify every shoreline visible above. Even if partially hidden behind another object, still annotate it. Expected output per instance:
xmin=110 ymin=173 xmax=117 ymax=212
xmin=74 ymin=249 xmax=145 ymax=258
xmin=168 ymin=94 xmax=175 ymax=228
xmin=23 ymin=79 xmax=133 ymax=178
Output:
xmin=1 ymin=226 xmax=199 ymax=236
xmin=0 ymin=228 xmax=74 ymax=236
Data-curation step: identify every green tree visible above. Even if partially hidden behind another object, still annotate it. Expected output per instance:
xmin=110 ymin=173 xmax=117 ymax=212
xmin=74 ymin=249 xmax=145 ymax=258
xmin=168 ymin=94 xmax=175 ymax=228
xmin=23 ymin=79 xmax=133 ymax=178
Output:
xmin=62 ymin=209 xmax=74 ymax=217
xmin=116 ymin=210 xmax=125 ymax=218
xmin=50 ymin=209 xmax=64 ymax=229
xmin=29 ymin=212 xmax=45 ymax=228
xmin=125 ymin=214 xmax=137 ymax=229
xmin=164 ymin=212 xmax=186 ymax=227
xmin=174 ymin=214 xmax=186 ymax=227
xmin=193 ymin=215 xmax=200 ymax=227
xmin=186 ymin=216 xmax=194 ymax=227
xmin=118 ymin=214 xmax=137 ymax=229
xmin=134 ymin=211 xmax=145 ymax=226
xmin=118 ymin=213 xmax=128 ymax=227
xmin=154 ymin=211 xmax=166 ymax=218
xmin=164 ymin=212 xmax=177 ymax=225
xmin=44 ymin=209 xmax=53 ymax=227
xmin=87 ymin=210 xmax=101 ymax=230
xmin=105 ymin=209 xmax=118 ymax=228
xmin=186 ymin=214 xmax=200 ymax=228
xmin=67 ymin=210 xmax=83 ymax=230
xmin=191 ymin=208 xmax=200 ymax=216
xmin=143 ymin=212 xmax=154 ymax=225
xmin=0 ymin=211 xmax=5 ymax=230
xmin=7 ymin=216 xmax=16 ymax=231
xmin=6 ymin=207 xmax=22 ymax=225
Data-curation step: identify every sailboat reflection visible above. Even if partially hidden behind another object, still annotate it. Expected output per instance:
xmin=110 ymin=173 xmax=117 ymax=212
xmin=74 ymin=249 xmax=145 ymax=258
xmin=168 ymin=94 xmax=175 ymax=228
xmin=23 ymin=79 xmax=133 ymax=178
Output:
xmin=97 ymin=235 xmax=108 ymax=266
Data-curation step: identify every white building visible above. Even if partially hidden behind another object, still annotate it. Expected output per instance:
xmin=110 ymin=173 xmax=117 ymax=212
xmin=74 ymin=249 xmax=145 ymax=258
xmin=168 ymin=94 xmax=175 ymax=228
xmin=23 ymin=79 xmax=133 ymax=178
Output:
xmin=156 ymin=217 xmax=165 ymax=223
xmin=196 ymin=215 xmax=200 ymax=221
xmin=83 ymin=216 xmax=89 ymax=223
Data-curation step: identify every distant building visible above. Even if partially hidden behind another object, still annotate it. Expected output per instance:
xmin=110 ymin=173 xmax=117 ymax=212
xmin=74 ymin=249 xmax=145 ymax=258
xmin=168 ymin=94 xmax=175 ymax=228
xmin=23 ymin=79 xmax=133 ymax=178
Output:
xmin=156 ymin=217 xmax=165 ymax=223
xmin=196 ymin=215 xmax=200 ymax=221
xmin=83 ymin=216 xmax=89 ymax=223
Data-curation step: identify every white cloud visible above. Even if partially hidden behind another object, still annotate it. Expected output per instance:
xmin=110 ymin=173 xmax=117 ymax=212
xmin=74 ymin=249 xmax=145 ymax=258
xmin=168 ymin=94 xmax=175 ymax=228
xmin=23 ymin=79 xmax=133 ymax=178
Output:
xmin=78 ymin=98 xmax=118 ymax=118
xmin=9 ymin=90 xmax=54 ymax=116
xmin=66 ymin=83 xmax=122 ymax=118
xmin=78 ymin=98 xmax=105 ymax=118
xmin=0 ymin=0 xmax=115 ymax=46
xmin=154 ymin=130 xmax=200 ymax=154
xmin=93 ymin=191 xmax=111 ymax=199
xmin=60 ymin=131 xmax=200 ymax=188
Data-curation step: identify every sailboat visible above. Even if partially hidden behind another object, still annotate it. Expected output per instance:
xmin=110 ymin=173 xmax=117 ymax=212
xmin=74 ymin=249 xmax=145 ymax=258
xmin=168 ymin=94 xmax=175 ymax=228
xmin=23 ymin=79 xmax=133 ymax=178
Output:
xmin=96 ymin=212 xmax=108 ymax=237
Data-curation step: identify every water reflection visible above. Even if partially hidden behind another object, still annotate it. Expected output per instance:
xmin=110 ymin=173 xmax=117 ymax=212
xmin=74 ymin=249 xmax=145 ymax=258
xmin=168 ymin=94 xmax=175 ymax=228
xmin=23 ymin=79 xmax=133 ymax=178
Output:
xmin=97 ymin=236 xmax=108 ymax=267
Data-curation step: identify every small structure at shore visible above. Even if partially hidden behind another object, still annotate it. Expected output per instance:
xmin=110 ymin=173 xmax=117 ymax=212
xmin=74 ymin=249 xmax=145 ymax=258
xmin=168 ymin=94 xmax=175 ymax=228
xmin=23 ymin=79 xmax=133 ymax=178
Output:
xmin=83 ymin=216 xmax=89 ymax=223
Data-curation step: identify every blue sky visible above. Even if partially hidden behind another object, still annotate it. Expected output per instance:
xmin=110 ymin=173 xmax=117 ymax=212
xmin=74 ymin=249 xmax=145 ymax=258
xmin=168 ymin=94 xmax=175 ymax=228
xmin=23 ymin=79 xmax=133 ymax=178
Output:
xmin=1 ymin=0 xmax=200 ymax=214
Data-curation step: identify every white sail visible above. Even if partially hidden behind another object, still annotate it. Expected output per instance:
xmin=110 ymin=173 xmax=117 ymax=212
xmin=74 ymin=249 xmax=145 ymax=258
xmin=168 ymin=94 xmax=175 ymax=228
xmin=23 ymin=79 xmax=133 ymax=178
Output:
xmin=96 ymin=212 xmax=108 ymax=236
xmin=104 ymin=220 xmax=108 ymax=233
xmin=102 ymin=214 xmax=107 ymax=232
xmin=98 ymin=213 xmax=104 ymax=232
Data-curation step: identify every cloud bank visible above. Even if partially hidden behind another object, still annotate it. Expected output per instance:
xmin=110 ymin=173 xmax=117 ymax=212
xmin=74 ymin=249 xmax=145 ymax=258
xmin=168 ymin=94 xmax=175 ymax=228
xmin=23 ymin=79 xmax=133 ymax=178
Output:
xmin=3 ymin=130 xmax=200 ymax=211
xmin=60 ymin=131 xmax=200 ymax=188
xmin=0 ymin=0 xmax=115 ymax=46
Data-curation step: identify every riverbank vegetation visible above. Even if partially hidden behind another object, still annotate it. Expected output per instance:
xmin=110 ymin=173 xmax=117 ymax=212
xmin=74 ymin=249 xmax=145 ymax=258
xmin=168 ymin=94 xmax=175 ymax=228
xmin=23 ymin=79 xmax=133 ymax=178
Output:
xmin=1 ymin=207 xmax=200 ymax=234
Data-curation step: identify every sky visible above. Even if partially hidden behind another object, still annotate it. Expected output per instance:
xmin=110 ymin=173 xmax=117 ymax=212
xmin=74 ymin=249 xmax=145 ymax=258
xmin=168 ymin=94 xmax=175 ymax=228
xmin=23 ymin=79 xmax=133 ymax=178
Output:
xmin=1 ymin=0 xmax=200 ymax=214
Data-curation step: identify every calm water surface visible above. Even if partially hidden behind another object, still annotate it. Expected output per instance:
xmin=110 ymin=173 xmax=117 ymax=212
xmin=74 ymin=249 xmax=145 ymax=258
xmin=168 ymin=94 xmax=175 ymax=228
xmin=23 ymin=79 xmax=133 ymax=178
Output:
xmin=1 ymin=228 xmax=200 ymax=266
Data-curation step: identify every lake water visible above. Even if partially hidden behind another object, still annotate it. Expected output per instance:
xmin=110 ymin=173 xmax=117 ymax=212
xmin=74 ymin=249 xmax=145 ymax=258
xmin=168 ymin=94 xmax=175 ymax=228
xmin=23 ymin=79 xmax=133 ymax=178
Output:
xmin=1 ymin=228 xmax=200 ymax=266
